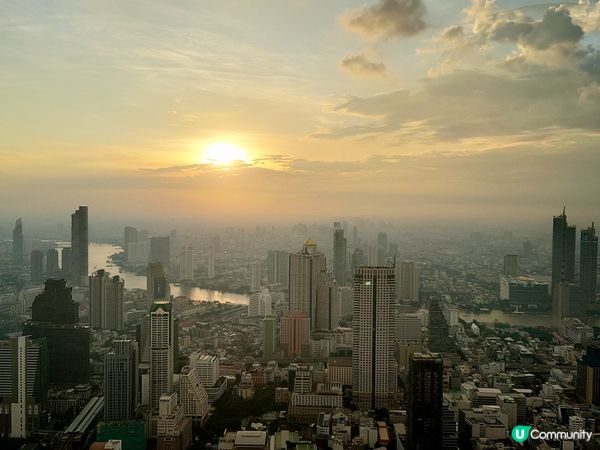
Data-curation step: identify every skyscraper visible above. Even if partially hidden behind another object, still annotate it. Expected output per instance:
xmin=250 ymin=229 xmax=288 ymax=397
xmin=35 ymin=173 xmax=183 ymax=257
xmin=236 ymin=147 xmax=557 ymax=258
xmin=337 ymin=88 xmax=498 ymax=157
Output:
xmin=407 ymin=352 xmax=443 ymax=450
xmin=12 ymin=218 xmax=24 ymax=266
xmin=124 ymin=226 xmax=139 ymax=257
xmin=61 ymin=247 xmax=72 ymax=279
xmin=503 ymin=254 xmax=518 ymax=276
xmin=428 ymin=297 xmax=455 ymax=353
xmin=262 ymin=315 xmax=276 ymax=360
xmin=30 ymin=250 xmax=44 ymax=283
xmin=147 ymin=261 xmax=170 ymax=309
xmin=352 ymin=266 xmax=397 ymax=410
xmin=315 ymin=271 xmax=339 ymax=331
xmin=552 ymin=208 xmax=576 ymax=290
xmin=71 ymin=205 xmax=89 ymax=286
xmin=351 ymin=248 xmax=365 ymax=271
xmin=333 ymin=222 xmax=347 ymax=286
xmin=0 ymin=335 xmax=48 ymax=438
xmin=267 ymin=250 xmax=288 ymax=285
xmin=377 ymin=232 xmax=388 ymax=257
xmin=104 ymin=340 xmax=138 ymax=421
xmin=150 ymin=301 xmax=175 ymax=410
xmin=249 ymin=261 xmax=261 ymax=292
xmin=288 ymin=239 xmax=326 ymax=329
xmin=89 ymin=269 xmax=125 ymax=331
xmin=249 ymin=289 xmax=272 ymax=317
xmin=23 ymin=279 xmax=90 ymax=385
xmin=396 ymin=260 xmax=420 ymax=303
xmin=150 ymin=236 xmax=170 ymax=267
xmin=580 ymin=223 xmax=598 ymax=303
xmin=179 ymin=246 xmax=194 ymax=281
xmin=280 ymin=311 xmax=311 ymax=358
xmin=46 ymin=248 xmax=60 ymax=277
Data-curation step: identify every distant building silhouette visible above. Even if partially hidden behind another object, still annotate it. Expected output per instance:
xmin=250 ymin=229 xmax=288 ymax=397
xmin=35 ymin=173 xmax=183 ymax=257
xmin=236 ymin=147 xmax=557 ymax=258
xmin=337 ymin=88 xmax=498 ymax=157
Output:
xmin=147 ymin=261 xmax=170 ymax=310
xmin=46 ymin=248 xmax=60 ymax=277
xmin=71 ymin=206 xmax=89 ymax=286
xmin=503 ymin=254 xmax=518 ymax=276
xmin=12 ymin=218 xmax=24 ymax=266
xmin=150 ymin=236 xmax=170 ymax=267
xmin=179 ymin=246 xmax=194 ymax=281
xmin=124 ymin=226 xmax=139 ymax=257
xmin=580 ymin=223 xmax=598 ymax=303
xmin=552 ymin=208 xmax=576 ymax=291
xmin=267 ymin=250 xmax=288 ymax=285
xmin=30 ymin=249 xmax=44 ymax=283
xmin=333 ymin=222 xmax=347 ymax=286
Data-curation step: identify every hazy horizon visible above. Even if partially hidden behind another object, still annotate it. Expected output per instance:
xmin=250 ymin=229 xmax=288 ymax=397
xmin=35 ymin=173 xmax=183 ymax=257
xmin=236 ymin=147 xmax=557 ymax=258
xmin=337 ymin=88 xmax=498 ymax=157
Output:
xmin=2 ymin=0 xmax=599 ymax=223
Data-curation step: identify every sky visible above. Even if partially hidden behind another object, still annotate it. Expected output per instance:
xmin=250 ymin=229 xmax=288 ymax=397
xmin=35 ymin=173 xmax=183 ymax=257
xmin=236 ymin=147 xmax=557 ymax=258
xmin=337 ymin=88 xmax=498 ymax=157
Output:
xmin=1 ymin=0 xmax=599 ymax=226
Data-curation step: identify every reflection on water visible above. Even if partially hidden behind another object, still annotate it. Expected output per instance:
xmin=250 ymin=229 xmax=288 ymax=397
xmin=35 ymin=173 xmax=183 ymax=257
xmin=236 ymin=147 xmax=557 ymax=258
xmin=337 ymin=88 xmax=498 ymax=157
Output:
xmin=88 ymin=243 xmax=249 ymax=305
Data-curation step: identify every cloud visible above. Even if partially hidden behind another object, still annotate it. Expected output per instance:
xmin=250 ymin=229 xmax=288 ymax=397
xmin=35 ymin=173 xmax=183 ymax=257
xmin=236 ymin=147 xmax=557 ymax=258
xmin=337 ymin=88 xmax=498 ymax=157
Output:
xmin=341 ymin=0 xmax=426 ymax=40
xmin=441 ymin=25 xmax=464 ymax=42
xmin=339 ymin=52 xmax=386 ymax=77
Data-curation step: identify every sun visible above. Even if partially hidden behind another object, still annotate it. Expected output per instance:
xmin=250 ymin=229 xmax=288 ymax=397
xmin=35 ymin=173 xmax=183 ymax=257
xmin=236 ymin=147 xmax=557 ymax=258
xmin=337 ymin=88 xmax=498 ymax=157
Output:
xmin=202 ymin=142 xmax=250 ymax=166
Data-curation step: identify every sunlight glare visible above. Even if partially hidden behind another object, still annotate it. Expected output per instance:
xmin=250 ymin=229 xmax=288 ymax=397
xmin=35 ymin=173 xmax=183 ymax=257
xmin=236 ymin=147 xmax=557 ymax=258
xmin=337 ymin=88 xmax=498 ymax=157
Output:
xmin=202 ymin=142 xmax=250 ymax=166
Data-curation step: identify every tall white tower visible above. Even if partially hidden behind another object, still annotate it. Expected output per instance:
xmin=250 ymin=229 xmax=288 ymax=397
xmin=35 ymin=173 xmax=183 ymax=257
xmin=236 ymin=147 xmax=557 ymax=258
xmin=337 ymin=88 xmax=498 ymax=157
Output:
xmin=150 ymin=301 xmax=174 ymax=410
xmin=352 ymin=266 xmax=397 ymax=410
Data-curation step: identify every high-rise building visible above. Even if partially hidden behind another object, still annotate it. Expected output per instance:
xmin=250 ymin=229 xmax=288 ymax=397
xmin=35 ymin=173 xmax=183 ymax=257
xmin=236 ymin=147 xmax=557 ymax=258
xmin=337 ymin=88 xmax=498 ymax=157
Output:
xmin=407 ymin=353 xmax=443 ymax=450
xmin=124 ymin=226 xmax=139 ymax=257
xmin=179 ymin=366 xmax=209 ymax=425
xmin=12 ymin=218 xmax=24 ymax=266
xmin=280 ymin=311 xmax=311 ymax=358
xmin=249 ymin=261 xmax=261 ymax=293
xmin=367 ymin=244 xmax=384 ymax=266
xmin=352 ymin=267 xmax=396 ymax=410
xmin=104 ymin=340 xmax=138 ymax=421
xmin=428 ymin=297 xmax=454 ymax=353
xmin=156 ymin=392 xmax=192 ymax=450
xmin=23 ymin=279 xmax=90 ymax=385
xmin=249 ymin=288 xmax=272 ymax=317
xmin=503 ymin=254 xmax=518 ymax=276
xmin=267 ymin=250 xmax=288 ymax=285
xmin=150 ymin=236 xmax=170 ymax=267
xmin=0 ymin=335 xmax=48 ymax=438
xmin=580 ymin=223 xmax=598 ymax=303
xmin=396 ymin=260 xmax=420 ymax=303
xmin=150 ymin=301 xmax=175 ymax=410
xmin=552 ymin=208 xmax=576 ymax=291
xmin=351 ymin=248 xmax=365 ymax=271
xmin=288 ymin=239 xmax=326 ymax=330
xmin=315 ymin=271 xmax=339 ymax=331
xmin=577 ymin=343 xmax=600 ymax=406
xmin=377 ymin=232 xmax=388 ymax=257
xmin=207 ymin=246 xmax=215 ymax=279
xmin=179 ymin=246 xmax=194 ymax=281
xmin=61 ymin=247 xmax=72 ymax=279
xmin=30 ymin=250 xmax=44 ymax=283
xmin=333 ymin=222 xmax=347 ymax=286
xmin=89 ymin=269 xmax=125 ymax=331
xmin=147 ymin=261 xmax=170 ymax=310
xmin=262 ymin=315 xmax=277 ymax=360
xmin=190 ymin=354 xmax=220 ymax=387
xmin=71 ymin=205 xmax=89 ymax=286
xmin=553 ymin=279 xmax=571 ymax=323
xmin=46 ymin=249 xmax=60 ymax=277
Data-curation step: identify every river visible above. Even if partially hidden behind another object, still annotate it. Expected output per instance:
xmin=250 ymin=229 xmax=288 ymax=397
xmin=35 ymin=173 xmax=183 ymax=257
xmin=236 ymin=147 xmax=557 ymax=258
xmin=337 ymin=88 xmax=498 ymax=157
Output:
xmin=86 ymin=242 xmax=249 ymax=305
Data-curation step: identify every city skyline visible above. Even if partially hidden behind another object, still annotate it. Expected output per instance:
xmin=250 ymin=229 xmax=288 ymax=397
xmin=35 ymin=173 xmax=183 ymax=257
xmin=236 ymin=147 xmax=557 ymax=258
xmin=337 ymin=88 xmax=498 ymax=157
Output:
xmin=2 ymin=1 xmax=600 ymax=223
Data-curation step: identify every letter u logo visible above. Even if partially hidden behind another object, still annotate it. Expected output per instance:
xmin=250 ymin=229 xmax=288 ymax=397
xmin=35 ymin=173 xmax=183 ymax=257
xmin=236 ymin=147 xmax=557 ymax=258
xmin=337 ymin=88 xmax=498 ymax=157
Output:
xmin=512 ymin=426 xmax=531 ymax=443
